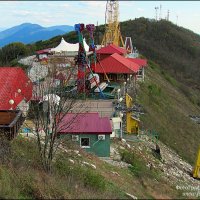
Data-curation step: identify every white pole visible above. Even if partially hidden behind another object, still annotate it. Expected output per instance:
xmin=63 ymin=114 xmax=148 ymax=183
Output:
xmin=117 ymin=88 xmax=120 ymax=102
xmin=124 ymin=82 xmax=126 ymax=96
xmin=120 ymin=112 xmax=123 ymax=139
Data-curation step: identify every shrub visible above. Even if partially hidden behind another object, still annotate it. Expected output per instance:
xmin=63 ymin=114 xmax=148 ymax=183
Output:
xmin=54 ymin=154 xmax=106 ymax=191
xmin=119 ymin=149 xmax=160 ymax=179
xmin=83 ymin=168 xmax=106 ymax=190
xmin=148 ymin=84 xmax=162 ymax=96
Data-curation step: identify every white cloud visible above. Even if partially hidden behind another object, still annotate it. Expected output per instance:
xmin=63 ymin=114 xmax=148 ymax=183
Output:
xmin=82 ymin=1 xmax=105 ymax=8
xmin=12 ymin=10 xmax=32 ymax=16
xmin=61 ymin=3 xmax=70 ymax=9
xmin=137 ymin=8 xmax=144 ymax=12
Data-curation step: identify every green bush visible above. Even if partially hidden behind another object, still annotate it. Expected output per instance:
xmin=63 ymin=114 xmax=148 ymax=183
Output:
xmin=120 ymin=149 xmax=160 ymax=179
xmin=83 ymin=168 xmax=106 ymax=190
xmin=54 ymin=155 xmax=71 ymax=176
xmin=54 ymin=155 xmax=106 ymax=191
xmin=148 ymin=84 xmax=162 ymax=96
xmin=120 ymin=149 xmax=146 ymax=177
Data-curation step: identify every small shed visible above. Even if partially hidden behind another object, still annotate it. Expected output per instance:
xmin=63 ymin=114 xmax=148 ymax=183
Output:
xmin=126 ymin=113 xmax=140 ymax=134
xmin=58 ymin=113 xmax=112 ymax=157
xmin=36 ymin=48 xmax=51 ymax=60
xmin=111 ymin=117 xmax=122 ymax=138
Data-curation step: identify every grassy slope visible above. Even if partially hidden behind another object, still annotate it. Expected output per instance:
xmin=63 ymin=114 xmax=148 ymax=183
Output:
xmin=0 ymin=136 xmax=181 ymax=199
xmin=138 ymin=61 xmax=200 ymax=164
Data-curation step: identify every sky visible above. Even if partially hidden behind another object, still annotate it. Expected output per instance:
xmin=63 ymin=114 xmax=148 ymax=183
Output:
xmin=0 ymin=1 xmax=200 ymax=34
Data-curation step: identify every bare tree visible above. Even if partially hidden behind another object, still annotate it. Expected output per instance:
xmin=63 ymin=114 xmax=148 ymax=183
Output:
xmin=26 ymin=56 xmax=86 ymax=172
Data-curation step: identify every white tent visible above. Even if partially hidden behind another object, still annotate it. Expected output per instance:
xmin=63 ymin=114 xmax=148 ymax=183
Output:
xmin=50 ymin=37 xmax=89 ymax=53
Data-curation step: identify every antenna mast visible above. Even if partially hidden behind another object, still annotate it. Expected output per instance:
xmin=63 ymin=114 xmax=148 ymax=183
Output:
xmin=155 ymin=6 xmax=159 ymax=21
xmin=159 ymin=4 xmax=162 ymax=20
xmin=167 ymin=10 xmax=170 ymax=21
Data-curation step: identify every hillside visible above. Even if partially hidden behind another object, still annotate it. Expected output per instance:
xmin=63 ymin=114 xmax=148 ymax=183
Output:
xmin=0 ymin=134 xmax=193 ymax=199
xmin=137 ymin=60 xmax=200 ymax=164
xmin=119 ymin=18 xmax=200 ymax=105
xmin=0 ymin=23 xmax=73 ymax=47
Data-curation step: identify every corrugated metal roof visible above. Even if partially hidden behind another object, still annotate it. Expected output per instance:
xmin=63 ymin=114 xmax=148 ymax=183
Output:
xmin=96 ymin=44 xmax=127 ymax=55
xmin=0 ymin=67 xmax=33 ymax=110
xmin=36 ymin=48 xmax=51 ymax=54
xmin=92 ymin=53 xmax=140 ymax=74
xmin=127 ymin=58 xmax=148 ymax=67
xmin=58 ymin=113 xmax=112 ymax=134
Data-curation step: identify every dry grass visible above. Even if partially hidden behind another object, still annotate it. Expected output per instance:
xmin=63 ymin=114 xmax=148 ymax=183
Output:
xmin=138 ymin=63 xmax=200 ymax=164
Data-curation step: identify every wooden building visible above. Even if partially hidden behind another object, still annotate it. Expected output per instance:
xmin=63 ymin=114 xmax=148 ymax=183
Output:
xmin=0 ymin=110 xmax=24 ymax=140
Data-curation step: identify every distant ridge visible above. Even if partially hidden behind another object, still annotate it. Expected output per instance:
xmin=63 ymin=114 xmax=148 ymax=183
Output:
xmin=0 ymin=23 xmax=74 ymax=47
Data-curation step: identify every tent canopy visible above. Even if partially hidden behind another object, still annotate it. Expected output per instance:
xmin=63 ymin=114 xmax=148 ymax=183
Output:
xmin=51 ymin=37 xmax=89 ymax=53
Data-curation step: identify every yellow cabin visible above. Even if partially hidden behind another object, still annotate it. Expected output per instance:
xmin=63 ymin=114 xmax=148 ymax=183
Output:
xmin=193 ymin=147 xmax=200 ymax=178
xmin=126 ymin=112 xmax=140 ymax=134
xmin=125 ymin=93 xmax=140 ymax=134
xmin=126 ymin=93 xmax=133 ymax=108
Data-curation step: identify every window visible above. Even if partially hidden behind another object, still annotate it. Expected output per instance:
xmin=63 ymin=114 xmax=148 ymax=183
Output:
xmin=117 ymin=74 xmax=125 ymax=80
xmin=80 ymin=137 xmax=90 ymax=148
xmin=137 ymin=68 xmax=143 ymax=76
xmin=104 ymin=74 xmax=113 ymax=80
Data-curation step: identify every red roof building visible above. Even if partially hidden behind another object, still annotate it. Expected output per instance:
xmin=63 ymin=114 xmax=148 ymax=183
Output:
xmin=96 ymin=44 xmax=127 ymax=55
xmin=36 ymin=48 xmax=52 ymax=61
xmin=58 ymin=113 xmax=112 ymax=134
xmin=36 ymin=48 xmax=51 ymax=55
xmin=127 ymin=58 xmax=148 ymax=81
xmin=0 ymin=67 xmax=33 ymax=110
xmin=96 ymin=44 xmax=127 ymax=61
xmin=92 ymin=53 xmax=140 ymax=83
xmin=127 ymin=58 xmax=148 ymax=67
xmin=57 ymin=113 xmax=112 ymax=157
xmin=93 ymin=53 xmax=140 ymax=74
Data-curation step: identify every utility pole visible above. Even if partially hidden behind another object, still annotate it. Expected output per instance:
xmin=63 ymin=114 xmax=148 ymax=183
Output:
xmin=167 ymin=10 xmax=170 ymax=21
xmin=96 ymin=21 xmax=100 ymax=45
xmin=176 ymin=15 xmax=178 ymax=25
xmin=155 ymin=6 xmax=159 ymax=21
xmin=159 ymin=4 xmax=162 ymax=20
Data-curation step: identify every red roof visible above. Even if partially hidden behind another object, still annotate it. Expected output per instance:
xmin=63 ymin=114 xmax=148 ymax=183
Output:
xmin=36 ymin=48 xmax=51 ymax=54
xmin=127 ymin=58 xmax=148 ymax=67
xmin=92 ymin=53 xmax=140 ymax=74
xmin=0 ymin=67 xmax=33 ymax=110
xmin=96 ymin=44 xmax=127 ymax=55
xmin=58 ymin=113 xmax=112 ymax=134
